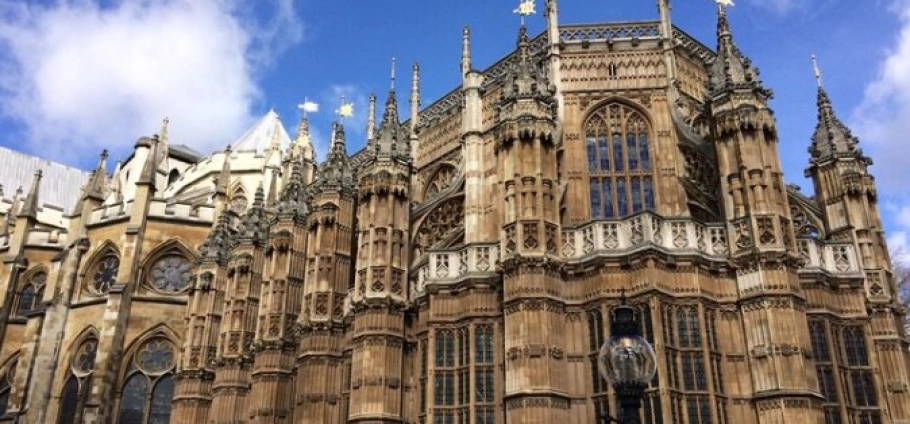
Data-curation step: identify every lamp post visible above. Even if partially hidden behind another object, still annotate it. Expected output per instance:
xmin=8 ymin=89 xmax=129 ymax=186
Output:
xmin=597 ymin=295 xmax=657 ymax=424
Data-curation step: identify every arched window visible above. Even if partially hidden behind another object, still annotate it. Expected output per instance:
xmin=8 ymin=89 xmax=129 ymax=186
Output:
xmin=117 ymin=338 xmax=176 ymax=424
xmin=17 ymin=271 xmax=46 ymax=316
xmin=58 ymin=337 xmax=97 ymax=424
xmin=147 ymin=255 xmax=192 ymax=293
xmin=0 ymin=359 xmax=16 ymax=417
xmin=166 ymin=169 xmax=180 ymax=187
xmin=89 ymin=255 xmax=120 ymax=295
xmin=230 ymin=190 xmax=248 ymax=214
xmin=585 ymin=103 xmax=654 ymax=218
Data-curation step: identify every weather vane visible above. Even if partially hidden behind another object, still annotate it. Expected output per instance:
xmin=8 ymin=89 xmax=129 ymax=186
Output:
xmin=336 ymin=95 xmax=354 ymax=122
xmin=513 ymin=0 xmax=536 ymax=25
xmin=298 ymin=97 xmax=319 ymax=117
xmin=811 ymin=54 xmax=823 ymax=87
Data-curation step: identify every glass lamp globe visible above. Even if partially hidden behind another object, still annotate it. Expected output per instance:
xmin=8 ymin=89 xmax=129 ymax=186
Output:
xmin=598 ymin=333 xmax=657 ymax=387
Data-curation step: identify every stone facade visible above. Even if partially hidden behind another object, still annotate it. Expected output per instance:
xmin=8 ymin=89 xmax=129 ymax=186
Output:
xmin=0 ymin=2 xmax=909 ymax=423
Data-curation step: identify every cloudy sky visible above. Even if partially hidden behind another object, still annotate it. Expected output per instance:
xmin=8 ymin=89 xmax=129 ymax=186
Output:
xmin=1 ymin=0 xmax=909 ymax=252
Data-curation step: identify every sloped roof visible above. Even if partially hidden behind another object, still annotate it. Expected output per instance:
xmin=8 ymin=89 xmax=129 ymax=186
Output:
xmin=0 ymin=146 xmax=91 ymax=212
xmin=230 ymin=110 xmax=292 ymax=152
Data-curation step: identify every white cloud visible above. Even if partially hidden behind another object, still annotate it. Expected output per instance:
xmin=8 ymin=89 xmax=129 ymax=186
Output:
xmin=853 ymin=0 xmax=910 ymax=249
xmin=0 ymin=0 xmax=303 ymax=164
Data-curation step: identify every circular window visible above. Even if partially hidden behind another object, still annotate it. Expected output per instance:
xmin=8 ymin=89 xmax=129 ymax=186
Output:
xmin=148 ymin=255 xmax=192 ymax=293
xmin=92 ymin=256 xmax=120 ymax=294
xmin=135 ymin=338 xmax=174 ymax=375
xmin=72 ymin=339 xmax=98 ymax=376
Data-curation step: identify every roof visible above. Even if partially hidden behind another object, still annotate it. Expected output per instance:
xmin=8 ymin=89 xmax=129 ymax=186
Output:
xmin=169 ymin=144 xmax=204 ymax=163
xmin=0 ymin=146 xmax=92 ymax=212
xmin=230 ymin=110 xmax=292 ymax=153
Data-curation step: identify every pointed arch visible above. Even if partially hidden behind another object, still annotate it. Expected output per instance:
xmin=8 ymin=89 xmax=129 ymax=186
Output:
xmin=57 ymin=327 xmax=99 ymax=424
xmin=0 ymin=352 xmax=19 ymax=418
xmin=583 ymin=100 xmax=656 ymax=219
xmin=81 ymin=241 xmax=121 ymax=296
xmin=424 ymin=163 xmax=458 ymax=200
xmin=229 ymin=182 xmax=248 ymax=214
xmin=141 ymin=240 xmax=196 ymax=294
xmin=14 ymin=265 xmax=49 ymax=317
xmin=115 ymin=325 xmax=179 ymax=424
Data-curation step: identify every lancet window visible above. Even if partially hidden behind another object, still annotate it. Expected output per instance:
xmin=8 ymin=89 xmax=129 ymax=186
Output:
xmin=586 ymin=103 xmax=655 ymax=219
xmin=116 ymin=337 xmax=176 ymax=424
xmin=661 ymin=303 xmax=722 ymax=424
xmin=16 ymin=271 xmax=46 ymax=316
xmin=433 ymin=329 xmax=457 ymax=423
xmin=58 ymin=337 xmax=98 ymax=424
xmin=809 ymin=320 xmax=840 ymax=424
xmin=474 ymin=324 xmax=495 ymax=423
xmin=0 ymin=359 xmax=16 ymax=417
xmin=840 ymin=326 xmax=880 ymax=423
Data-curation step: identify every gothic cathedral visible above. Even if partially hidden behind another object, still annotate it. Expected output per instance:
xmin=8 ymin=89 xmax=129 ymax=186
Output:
xmin=0 ymin=2 xmax=908 ymax=423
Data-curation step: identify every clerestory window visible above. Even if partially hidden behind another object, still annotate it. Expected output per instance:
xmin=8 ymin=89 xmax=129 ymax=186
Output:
xmin=586 ymin=103 xmax=655 ymax=219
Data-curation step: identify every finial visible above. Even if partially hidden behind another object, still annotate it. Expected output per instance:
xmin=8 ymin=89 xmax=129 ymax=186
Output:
xmin=390 ymin=57 xmax=397 ymax=91
xmin=811 ymin=54 xmax=823 ymax=88
xmin=367 ymin=93 xmax=377 ymax=140
xmin=462 ymin=26 xmax=472 ymax=76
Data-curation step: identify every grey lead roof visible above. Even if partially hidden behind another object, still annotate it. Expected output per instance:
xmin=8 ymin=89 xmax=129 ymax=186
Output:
xmin=0 ymin=146 xmax=92 ymax=212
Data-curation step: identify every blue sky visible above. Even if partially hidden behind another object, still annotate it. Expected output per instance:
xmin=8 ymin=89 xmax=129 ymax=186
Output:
xmin=2 ymin=0 xmax=910 ymax=253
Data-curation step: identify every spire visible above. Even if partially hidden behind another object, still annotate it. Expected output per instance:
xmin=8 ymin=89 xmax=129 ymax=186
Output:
xmin=277 ymin=149 xmax=309 ymax=220
xmin=367 ymin=93 xmax=377 ymax=141
xmin=462 ymin=26 xmax=472 ymax=77
xmin=215 ymin=146 xmax=232 ymax=196
xmin=313 ymin=122 xmax=354 ymax=193
xmin=383 ymin=58 xmax=401 ymax=127
xmin=709 ymin=4 xmax=769 ymax=98
xmin=292 ymin=110 xmax=315 ymax=162
xmin=198 ymin=208 xmax=236 ymax=264
xmin=83 ymin=149 xmax=110 ymax=201
xmin=501 ymin=24 xmax=554 ymax=102
xmin=137 ymin=135 xmax=160 ymax=187
xmin=266 ymin=169 xmax=279 ymax=207
xmin=237 ymin=183 xmax=270 ymax=243
xmin=18 ymin=170 xmax=42 ymax=220
xmin=410 ymin=62 xmax=421 ymax=134
xmin=808 ymin=55 xmax=868 ymax=165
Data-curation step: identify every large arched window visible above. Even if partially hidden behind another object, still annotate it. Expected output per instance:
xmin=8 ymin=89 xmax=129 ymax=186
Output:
xmin=16 ymin=271 xmax=46 ymax=316
xmin=0 ymin=358 xmax=17 ymax=417
xmin=59 ymin=337 xmax=97 ymax=424
xmin=585 ymin=103 xmax=654 ymax=218
xmin=117 ymin=338 xmax=175 ymax=424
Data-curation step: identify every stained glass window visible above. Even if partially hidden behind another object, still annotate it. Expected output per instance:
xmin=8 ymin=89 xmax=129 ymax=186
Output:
xmin=475 ymin=325 xmax=494 ymax=364
xmin=436 ymin=331 xmax=455 ymax=368
xmin=810 ymin=321 xmax=831 ymax=362
xmin=0 ymin=360 xmax=15 ymax=417
xmin=92 ymin=256 xmax=120 ymax=294
xmin=57 ymin=376 xmax=79 ymax=424
xmin=116 ymin=338 xmax=176 ymax=424
xmin=148 ymin=255 xmax=192 ymax=293
xmin=843 ymin=327 xmax=869 ymax=366
xmin=585 ymin=103 xmax=655 ymax=219
xmin=17 ymin=272 xmax=46 ymax=316
xmin=118 ymin=374 xmax=148 ymax=423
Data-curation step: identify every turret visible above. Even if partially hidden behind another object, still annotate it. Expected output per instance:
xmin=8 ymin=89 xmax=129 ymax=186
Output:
xmin=493 ymin=23 xmax=565 ymax=424
xmin=706 ymin=5 xmax=819 ymax=422
xmin=294 ymin=117 xmax=358 ymax=422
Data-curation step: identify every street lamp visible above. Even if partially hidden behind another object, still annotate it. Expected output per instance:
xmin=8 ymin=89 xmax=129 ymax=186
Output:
xmin=597 ymin=295 xmax=657 ymax=424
